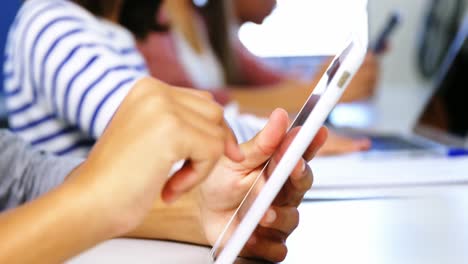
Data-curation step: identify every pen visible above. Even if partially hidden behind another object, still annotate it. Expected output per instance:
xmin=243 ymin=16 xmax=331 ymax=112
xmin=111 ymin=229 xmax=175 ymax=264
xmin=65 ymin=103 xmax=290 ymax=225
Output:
xmin=447 ymin=148 xmax=468 ymax=157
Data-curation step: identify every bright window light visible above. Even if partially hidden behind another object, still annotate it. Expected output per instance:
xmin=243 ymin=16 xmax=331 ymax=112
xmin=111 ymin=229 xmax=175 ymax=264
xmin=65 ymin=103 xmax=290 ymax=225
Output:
xmin=239 ymin=0 xmax=369 ymax=57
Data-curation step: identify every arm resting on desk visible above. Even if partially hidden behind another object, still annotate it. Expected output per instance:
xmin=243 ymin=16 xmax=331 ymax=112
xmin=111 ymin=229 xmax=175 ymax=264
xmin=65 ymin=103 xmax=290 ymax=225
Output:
xmin=126 ymin=189 xmax=209 ymax=246
xmin=0 ymin=167 xmax=118 ymax=263
xmin=0 ymin=168 xmax=206 ymax=263
xmin=230 ymin=53 xmax=379 ymax=117
xmin=230 ymin=79 xmax=315 ymax=117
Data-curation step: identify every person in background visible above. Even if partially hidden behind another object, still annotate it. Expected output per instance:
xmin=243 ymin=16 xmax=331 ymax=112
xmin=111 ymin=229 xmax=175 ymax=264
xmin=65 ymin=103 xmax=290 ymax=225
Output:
xmin=0 ymin=74 xmax=328 ymax=262
xmin=230 ymin=0 xmax=380 ymax=104
xmin=134 ymin=0 xmax=374 ymax=155
xmin=4 ymin=0 xmax=254 ymax=156
xmin=2 ymin=1 xmax=328 ymax=261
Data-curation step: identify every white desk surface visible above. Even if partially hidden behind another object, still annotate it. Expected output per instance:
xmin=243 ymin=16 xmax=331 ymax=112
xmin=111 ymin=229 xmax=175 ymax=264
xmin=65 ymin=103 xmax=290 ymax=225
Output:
xmin=70 ymin=186 xmax=468 ymax=264
xmin=331 ymin=83 xmax=433 ymax=133
xmin=70 ymin=86 xmax=468 ymax=263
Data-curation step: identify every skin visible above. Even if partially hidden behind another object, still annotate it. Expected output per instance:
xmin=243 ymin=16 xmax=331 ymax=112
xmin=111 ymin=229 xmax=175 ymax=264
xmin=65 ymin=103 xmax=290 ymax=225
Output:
xmin=314 ymin=53 xmax=380 ymax=104
xmin=228 ymin=39 xmax=380 ymax=116
xmin=229 ymin=0 xmax=378 ymax=156
xmin=0 ymin=77 xmax=243 ymax=263
xmin=317 ymin=129 xmax=370 ymax=156
xmin=229 ymin=0 xmax=381 ymax=113
xmin=164 ymin=0 xmax=204 ymax=54
xmin=234 ymin=0 xmax=277 ymax=24
xmin=129 ymin=109 xmax=328 ymax=262
xmin=0 ymin=77 xmax=327 ymax=263
xmin=201 ymin=119 xmax=327 ymax=261
xmin=140 ymin=0 xmax=376 ymax=155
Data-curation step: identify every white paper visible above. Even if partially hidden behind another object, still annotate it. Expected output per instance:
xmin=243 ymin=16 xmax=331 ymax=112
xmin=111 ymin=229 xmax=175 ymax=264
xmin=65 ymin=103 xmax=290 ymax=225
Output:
xmin=306 ymin=154 xmax=468 ymax=198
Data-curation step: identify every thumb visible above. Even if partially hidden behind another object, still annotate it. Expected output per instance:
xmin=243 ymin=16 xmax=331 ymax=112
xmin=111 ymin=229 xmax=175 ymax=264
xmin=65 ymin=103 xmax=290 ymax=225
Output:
xmin=239 ymin=108 xmax=289 ymax=170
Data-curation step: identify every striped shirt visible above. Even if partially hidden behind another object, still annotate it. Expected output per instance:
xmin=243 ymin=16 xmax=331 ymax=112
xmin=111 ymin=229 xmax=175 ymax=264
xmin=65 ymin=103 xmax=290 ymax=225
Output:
xmin=0 ymin=129 xmax=81 ymax=210
xmin=4 ymin=0 xmax=263 ymax=157
xmin=4 ymin=0 xmax=149 ymax=156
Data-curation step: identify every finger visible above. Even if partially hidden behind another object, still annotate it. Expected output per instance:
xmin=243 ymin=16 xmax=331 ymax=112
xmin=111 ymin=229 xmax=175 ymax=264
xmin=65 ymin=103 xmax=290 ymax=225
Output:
xmin=274 ymin=164 xmax=313 ymax=207
xmin=171 ymin=87 xmax=224 ymax=123
xmin=265 ymin=140 xmax=303 ymax=182
xmin=163 ymin=159 xmax=219 ymax=203
xmin=290 ymin=162 xmax=313 ymax=192
xmin=355 ymin=138 xmax=372 ymax=151
xmin=161 ymin=163 xmax=193 ymax=203
xmin=184 ymin=129 xmax=224 ymax=187
xmin=175 ymin=104 xmax=225 ymax=139
xmin=175 ymin=105 xmax=244 ymax=162
xmin=238 ymin=108 xmax=289 ymax=170
xmin=259 ymin=207 xmax=299 ymax=236
xmin=290 ymin=157 xmax=307 ymax=182
xmin=162 ymin=128 xmax=225 ymax=203
xmin=303 ymin=126 xmax=328 ymax=160
xmin=222 ymin=120 xmax=245 ymax=162
xmin=241 ymin=235 xmax=288 ymax=263
xmin=173 ymin=86 xmax=214 ymax=99
xmin=269 ymin=126 xmax=300 ymax=166
xmin=318 ymin=137 xmax=370 ymax=156
xmin=173 ymin=89 xmax=244 ymax=162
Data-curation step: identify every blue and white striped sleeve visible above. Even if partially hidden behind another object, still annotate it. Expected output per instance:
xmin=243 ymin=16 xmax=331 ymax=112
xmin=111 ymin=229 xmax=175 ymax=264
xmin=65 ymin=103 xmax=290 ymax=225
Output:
xmin=224 ymin=104 xmax=267 ymax=143
xmin=29 ymin=6 xmax=147 ymax=139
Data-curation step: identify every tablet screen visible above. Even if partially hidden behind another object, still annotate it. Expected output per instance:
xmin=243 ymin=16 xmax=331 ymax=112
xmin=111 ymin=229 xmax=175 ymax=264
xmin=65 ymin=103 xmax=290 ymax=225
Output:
xmin=211 ymin=42 xmax=355 ymax=260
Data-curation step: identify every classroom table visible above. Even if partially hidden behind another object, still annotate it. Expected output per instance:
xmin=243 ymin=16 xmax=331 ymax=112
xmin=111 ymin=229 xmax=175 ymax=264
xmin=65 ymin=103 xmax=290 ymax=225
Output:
xmin=70 ymin=85 xmax=468 ymax=263
xmin=70 ymin=185 xmax=468 ymax=264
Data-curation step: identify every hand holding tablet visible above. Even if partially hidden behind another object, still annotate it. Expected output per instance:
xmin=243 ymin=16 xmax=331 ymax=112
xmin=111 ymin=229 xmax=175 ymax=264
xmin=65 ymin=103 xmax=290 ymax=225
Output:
xmin=210 ymin=35 xmax=367 ymax=264
xmin=199 ymin=108 xmax=327 ymax=262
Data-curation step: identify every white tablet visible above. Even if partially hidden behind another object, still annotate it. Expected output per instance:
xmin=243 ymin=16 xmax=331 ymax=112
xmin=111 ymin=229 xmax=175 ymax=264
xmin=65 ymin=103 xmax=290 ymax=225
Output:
xmin=211 ymin=36 xmax=367 ymax=264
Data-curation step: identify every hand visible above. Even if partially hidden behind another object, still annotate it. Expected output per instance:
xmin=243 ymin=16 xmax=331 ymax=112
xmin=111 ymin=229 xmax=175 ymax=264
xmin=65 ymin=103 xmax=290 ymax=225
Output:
xmin=76 ymin=77 xmax=244 ymax=236
xmin=317 ymin=129 xmax=371 ymax=156
xmin=199 ymin=109 xmax=328 ymax=262
xmin=340 ymin=52 xmax=380 ymax=103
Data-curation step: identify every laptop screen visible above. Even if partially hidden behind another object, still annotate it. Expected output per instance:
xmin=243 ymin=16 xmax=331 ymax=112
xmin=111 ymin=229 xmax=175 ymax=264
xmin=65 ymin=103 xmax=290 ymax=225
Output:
xmin=415 ymin=31 xmax=468 ymax=147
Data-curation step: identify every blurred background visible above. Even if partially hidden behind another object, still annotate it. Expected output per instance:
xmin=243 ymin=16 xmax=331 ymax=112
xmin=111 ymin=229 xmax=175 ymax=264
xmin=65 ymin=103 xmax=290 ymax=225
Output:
xmin=240 ymin=0 xmax=465 ymax=87
xmin=239 ymin=0 xmax=466 ymax=130
xmin=0 ymin=0 xmax=466 ymax=130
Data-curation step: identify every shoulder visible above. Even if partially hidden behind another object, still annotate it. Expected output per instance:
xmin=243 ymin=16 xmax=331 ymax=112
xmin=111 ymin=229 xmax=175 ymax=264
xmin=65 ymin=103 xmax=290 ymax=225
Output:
xmin=10 ymin=0 xmax=123 ymax=43
xmin=9 ymin=0 xmax=136 ymax=54
xmin=14 ymin=0 xmax=96 ymax=26
xmin=8 ymin=0 xmax=96 ymax=49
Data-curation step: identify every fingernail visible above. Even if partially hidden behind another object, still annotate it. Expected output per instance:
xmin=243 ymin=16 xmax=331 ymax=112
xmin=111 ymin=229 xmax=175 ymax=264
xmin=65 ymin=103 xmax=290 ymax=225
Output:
xmin=247 ymin=235 xmax=257 ymax=245
xmin=165 ymin=197 xmax=176 ymax=205
xmin=164 ymin=191 xmax=178 ymax=205
xmin=265 ymin=209 xmax=277 ymax=224
xmin=301 ymin=160 xmax=306 ymax=172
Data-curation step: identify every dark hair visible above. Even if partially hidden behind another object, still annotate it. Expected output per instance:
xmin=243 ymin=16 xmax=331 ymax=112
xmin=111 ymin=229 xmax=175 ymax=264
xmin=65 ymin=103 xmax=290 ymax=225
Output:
xmin=73 ymin=0 xmax=166 ymax=39
xmin=73 ymin=0 xmax=120 ymax=18
xmin=198 ymin=1 xmax=244 ymax=85
xmin=119 ymin=0 xmax=168 ymax=39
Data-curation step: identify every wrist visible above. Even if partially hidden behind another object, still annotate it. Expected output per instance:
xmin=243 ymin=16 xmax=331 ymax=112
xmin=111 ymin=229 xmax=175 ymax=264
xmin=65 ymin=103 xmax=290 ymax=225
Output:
xmin=126 ymin=188 xmax=209 ymax=246
xmin=65 ymin=164 xmax=131 ymax=239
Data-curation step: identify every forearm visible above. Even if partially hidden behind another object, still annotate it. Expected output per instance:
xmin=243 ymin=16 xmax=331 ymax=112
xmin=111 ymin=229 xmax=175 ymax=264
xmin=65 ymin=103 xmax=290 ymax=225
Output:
xmin=0 ymin=167 xmax=115 ymax=263
xmin=126 ymin=189 xmax=208 ymax=246
xmin=230 ymin=79 xmax=316 ymax=116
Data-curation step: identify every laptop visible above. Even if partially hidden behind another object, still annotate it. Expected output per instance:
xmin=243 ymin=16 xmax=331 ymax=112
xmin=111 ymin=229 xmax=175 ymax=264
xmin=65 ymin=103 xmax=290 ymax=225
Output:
xmin=355 ymin=17 xmax=468 ymax=154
